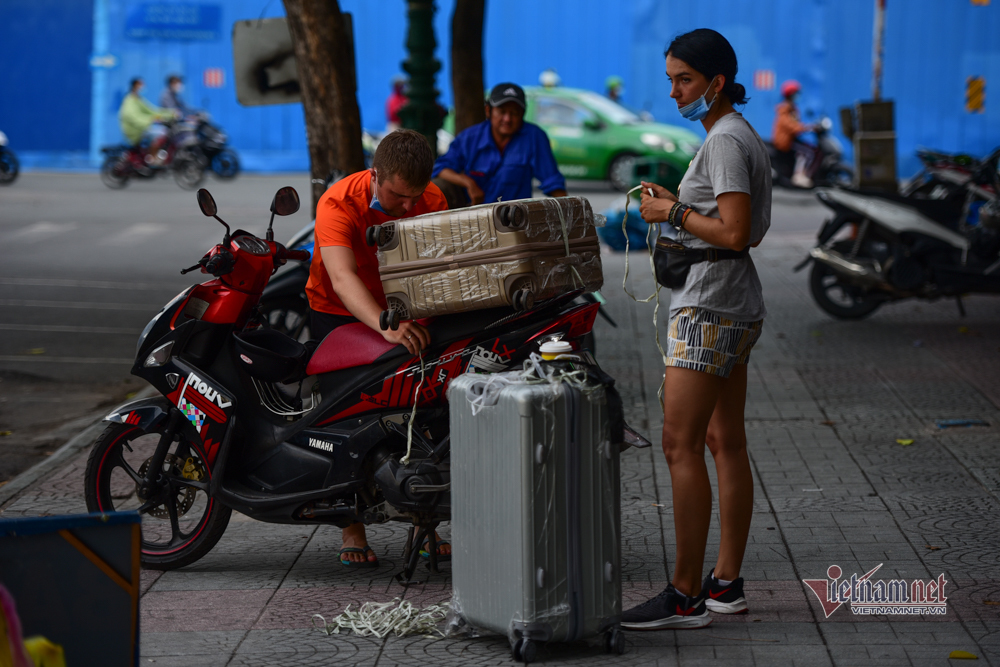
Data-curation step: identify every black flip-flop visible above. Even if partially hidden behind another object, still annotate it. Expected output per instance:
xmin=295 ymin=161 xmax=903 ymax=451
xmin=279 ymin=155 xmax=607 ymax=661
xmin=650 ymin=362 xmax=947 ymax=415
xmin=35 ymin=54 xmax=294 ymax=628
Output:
xmin=339 ymin=545 xmax=378 ymax=568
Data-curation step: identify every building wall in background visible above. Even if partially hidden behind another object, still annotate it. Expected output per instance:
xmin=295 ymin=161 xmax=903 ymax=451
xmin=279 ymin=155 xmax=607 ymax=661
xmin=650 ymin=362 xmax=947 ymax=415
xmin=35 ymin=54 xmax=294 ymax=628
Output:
xmin=0 ymin=0 xmax=94 ymax=151
xmin=0 ymin=0 xmax=996 ymax=176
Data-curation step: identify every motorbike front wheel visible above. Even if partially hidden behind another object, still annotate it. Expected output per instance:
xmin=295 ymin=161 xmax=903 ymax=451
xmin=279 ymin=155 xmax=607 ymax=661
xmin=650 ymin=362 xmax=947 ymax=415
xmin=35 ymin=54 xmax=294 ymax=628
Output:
xmin=0 ymin=147 xmax=19 ymax=185
xmin=100 ymin=155 xmax=130 ymax=189
xmin=211 ymin=149 xmax=240 ymax=179
xmin=84 ymin=422 xmax=231 ymax=570
xmin=809 ymin=256 xmax=883 ymax=319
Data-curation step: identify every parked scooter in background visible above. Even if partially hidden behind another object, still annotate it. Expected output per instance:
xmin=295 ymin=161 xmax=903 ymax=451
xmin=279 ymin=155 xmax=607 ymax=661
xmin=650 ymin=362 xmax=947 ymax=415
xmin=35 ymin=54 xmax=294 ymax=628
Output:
xmin=796 ymin=152 xmax=1000 ymax=319
xmin=0 ymin=131 xmax=19 ymax=185
xmin=900 ymin=147 xmax=999 ymax=226
xmin=767 ymin=116 xmax=853 ymax=189
xmin=100 ymin=118 xmax=206 ymax=190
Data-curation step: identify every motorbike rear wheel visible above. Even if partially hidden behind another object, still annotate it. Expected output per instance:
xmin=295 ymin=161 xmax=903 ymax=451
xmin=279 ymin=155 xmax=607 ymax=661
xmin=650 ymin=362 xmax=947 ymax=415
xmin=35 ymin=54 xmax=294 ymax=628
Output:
xmin=809 ymin=243 xmax=883 ymax=319
xmin=0 ymin=147 xmax=19 ymax=185
xmin=173 ymin=150 xmax=207 ymax=190
xmin=100 ymin=155 xmax=130 ymax=189
xmin=84 ymin=422 xmax=231 ymax=570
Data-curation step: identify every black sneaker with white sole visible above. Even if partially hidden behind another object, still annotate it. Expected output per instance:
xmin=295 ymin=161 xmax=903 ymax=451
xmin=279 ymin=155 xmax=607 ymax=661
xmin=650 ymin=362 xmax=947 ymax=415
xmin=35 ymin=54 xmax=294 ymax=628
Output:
xmin=701 ymin=569 xmax=748 ymax=614
xmin=620 ymin=583 xmax=711 ymax=630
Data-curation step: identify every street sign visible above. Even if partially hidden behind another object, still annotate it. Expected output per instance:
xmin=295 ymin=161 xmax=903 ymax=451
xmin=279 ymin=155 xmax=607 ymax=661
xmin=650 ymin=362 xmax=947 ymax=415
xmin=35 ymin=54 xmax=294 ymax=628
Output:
xmin=125 ymin=3 xmax=222 ymax=41
xmin=231 ymin=17 xmax=301 ymax=107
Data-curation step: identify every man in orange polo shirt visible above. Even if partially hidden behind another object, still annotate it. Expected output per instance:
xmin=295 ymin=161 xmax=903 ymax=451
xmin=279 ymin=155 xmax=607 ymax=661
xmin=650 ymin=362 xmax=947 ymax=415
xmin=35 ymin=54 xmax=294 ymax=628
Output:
xmin=305 ymin=129 xmax=448 ymax=567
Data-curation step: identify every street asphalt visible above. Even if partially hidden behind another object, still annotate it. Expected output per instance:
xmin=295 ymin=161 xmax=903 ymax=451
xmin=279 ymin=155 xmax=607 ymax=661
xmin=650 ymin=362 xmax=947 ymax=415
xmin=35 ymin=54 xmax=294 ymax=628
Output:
xmin=1 ymin=179 xmax=998 ymax=664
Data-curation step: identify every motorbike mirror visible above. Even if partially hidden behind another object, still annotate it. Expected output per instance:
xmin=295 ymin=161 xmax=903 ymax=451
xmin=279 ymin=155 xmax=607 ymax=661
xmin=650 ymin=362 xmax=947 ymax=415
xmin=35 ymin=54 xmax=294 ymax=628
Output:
xmin=266 ymin=186 xmax=299 ymax=242
xmin=197 ymin=188 xmax=218 ymax=217
xmin=197 ymin=188 xmax=230 ymax=243
xmin=271 ymin=187 xmax=300 ymax=216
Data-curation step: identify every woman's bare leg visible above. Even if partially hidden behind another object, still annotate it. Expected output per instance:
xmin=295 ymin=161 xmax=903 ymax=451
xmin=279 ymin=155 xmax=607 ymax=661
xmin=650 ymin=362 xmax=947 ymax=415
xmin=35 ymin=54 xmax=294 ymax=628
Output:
xmin=662 ymin=366 xmax=723 ymax=597
xmin=705 ymin=363 xmax=753 ymax=581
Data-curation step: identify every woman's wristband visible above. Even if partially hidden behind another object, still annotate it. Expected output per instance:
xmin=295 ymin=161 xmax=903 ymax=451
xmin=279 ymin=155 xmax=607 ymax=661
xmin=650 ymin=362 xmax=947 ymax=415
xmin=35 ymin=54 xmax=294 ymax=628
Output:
xmin=668 ymin=202 xmax=692 ymax=230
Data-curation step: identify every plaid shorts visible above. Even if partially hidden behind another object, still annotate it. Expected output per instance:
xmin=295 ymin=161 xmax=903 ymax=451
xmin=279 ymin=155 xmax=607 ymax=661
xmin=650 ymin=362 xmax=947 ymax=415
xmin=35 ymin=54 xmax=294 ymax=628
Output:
xmin=665 ymin=307 xmax=763 ymax=378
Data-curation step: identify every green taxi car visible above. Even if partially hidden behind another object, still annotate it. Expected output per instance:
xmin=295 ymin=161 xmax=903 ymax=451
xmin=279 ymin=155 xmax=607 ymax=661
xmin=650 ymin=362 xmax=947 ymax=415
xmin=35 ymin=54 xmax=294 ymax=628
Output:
xmin=523 ymin=86 xmax=701 ymax=192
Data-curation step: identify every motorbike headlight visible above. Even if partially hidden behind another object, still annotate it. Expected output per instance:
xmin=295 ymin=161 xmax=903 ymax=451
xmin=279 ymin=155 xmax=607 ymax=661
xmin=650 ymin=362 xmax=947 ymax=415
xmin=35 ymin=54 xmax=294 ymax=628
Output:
xmin=144 ymin=341 xmax=174 ymax=367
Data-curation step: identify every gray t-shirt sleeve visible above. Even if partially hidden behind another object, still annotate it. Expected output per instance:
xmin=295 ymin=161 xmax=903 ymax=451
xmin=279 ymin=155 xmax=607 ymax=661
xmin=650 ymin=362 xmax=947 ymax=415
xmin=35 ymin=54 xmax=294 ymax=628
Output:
xmin=704 ymin=133 xmax=751 ymax=197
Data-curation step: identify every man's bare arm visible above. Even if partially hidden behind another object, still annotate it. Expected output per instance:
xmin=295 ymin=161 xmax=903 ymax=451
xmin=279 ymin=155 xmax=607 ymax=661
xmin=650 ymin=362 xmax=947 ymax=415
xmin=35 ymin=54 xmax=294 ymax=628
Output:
xmin=320 ymin=246 xmax=429 ymax=354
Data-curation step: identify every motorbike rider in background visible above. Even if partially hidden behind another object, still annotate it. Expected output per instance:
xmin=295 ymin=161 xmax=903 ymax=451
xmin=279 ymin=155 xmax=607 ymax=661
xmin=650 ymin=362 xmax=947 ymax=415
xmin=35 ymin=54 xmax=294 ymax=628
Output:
xmin=160 ymin=74 xmax=194 ymax=116
xmin=118 ymin=77 xmax=177 ymax=166
xmin=307 ymin=129 xmax=451 ymax=567
xmin=772 ymin=80 xmax=814 ymax=188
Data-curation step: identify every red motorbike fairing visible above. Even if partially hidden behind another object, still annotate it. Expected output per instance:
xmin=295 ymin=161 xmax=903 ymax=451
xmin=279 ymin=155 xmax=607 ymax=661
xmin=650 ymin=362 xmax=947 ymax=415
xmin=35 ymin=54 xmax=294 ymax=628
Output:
xmin=171 ymin=236 xmax=278 ymax=328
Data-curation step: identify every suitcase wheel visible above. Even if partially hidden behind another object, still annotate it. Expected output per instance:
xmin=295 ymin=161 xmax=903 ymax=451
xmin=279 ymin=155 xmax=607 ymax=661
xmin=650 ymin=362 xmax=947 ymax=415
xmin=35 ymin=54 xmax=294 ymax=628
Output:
xmin=365 ymin=225 xmax=381 ymax=247
xmin=512 ymin=638 xmax=537 ymax=663
xmin=497 ymin=204 xmax=527 ymax=230
xmin=605 ymin=628 xmax=626 ymax=655
xmin=379 ymin=309 xmax=400 ymax=331
xmin=511 ymin=288 xmax=534 ymax=312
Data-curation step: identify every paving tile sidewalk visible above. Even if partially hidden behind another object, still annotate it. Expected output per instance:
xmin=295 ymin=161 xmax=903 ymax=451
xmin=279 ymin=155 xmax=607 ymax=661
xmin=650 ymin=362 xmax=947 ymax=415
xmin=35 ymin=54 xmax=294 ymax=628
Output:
xmin=3 ymin=238 xmax=999 ymax=666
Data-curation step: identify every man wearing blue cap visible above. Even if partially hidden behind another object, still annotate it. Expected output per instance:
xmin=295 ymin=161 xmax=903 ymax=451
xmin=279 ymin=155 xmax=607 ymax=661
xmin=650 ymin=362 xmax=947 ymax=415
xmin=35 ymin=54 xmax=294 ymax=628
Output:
xmin=433 ymin=83 xmax=566 ymax=206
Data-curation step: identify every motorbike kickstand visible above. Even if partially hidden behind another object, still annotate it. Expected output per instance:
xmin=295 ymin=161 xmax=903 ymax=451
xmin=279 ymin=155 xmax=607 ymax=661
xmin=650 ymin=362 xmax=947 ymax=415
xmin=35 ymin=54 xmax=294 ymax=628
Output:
xmin=396 ymin=525 xmax=431 ymax=586
xmin=956 ymin=295 xmax=967 ymax=317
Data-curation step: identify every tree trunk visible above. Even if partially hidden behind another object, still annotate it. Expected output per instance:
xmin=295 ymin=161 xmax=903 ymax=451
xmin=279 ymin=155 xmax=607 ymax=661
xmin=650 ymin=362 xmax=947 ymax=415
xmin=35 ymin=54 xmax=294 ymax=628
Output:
xmin=283 ymin=0 xmax=366 ymax=212
xmin=450 ymin=0 xmax=486 ymax=136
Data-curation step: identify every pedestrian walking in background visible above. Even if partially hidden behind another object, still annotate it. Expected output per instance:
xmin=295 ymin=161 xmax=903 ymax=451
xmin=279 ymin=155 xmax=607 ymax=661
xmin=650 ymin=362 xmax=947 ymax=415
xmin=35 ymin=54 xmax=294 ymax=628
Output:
xmin=624 ymin=28 xmax=772 ymax=630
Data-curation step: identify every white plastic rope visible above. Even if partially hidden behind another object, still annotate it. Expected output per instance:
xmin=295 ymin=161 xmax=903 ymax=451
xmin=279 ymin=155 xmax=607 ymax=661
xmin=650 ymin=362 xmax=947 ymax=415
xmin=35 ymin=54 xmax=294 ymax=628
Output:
xmin=400 ymin=349 xmax=427 ymax=465
xmin=551 ymin=198 xmax=584 ymax=289
xmin=313 ymin=599 xmax=450 ymax=638
xmin=619 ymin=185 xmax=670 ymax=395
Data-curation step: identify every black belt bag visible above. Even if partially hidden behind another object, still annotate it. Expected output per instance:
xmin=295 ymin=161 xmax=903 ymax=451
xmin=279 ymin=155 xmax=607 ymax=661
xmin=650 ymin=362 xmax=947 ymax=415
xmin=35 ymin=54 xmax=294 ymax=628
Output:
xmin=653 ymin=238 xmax=749 ymax=288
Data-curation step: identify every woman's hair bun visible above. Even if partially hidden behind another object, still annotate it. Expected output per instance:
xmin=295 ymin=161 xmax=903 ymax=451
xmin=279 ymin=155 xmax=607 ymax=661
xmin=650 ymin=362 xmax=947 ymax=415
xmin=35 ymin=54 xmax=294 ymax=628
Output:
xmin=666 ymin=28 xmax=749 ymax=107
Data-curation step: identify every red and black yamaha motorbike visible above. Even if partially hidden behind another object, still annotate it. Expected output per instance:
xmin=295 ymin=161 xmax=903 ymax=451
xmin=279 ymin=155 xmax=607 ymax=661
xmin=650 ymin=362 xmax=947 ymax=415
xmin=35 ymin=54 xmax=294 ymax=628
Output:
xmin=84 ymin=186 xmax=628 ymax=578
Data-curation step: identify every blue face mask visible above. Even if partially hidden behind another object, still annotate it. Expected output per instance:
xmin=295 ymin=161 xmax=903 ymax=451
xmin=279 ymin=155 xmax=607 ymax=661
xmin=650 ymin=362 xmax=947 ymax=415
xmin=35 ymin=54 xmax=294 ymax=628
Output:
xmin=369 ymin=170 xmax=392 ymax=216
xmin=678 ymin=77 xmax=719 ymax=122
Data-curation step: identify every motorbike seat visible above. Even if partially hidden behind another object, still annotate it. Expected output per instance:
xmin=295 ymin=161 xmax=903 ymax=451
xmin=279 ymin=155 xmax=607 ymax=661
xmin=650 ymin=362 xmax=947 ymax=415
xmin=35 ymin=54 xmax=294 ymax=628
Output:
xmin=306 ymin=323 xmax=399 ymax=375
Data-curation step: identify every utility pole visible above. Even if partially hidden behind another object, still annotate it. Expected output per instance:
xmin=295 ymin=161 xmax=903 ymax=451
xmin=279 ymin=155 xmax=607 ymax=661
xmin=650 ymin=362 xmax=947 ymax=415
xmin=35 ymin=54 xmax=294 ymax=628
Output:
xmin=399 ymin=0 xmax=442 ymax=154
xmin=872 ymin=0 xmax=886 ymax=100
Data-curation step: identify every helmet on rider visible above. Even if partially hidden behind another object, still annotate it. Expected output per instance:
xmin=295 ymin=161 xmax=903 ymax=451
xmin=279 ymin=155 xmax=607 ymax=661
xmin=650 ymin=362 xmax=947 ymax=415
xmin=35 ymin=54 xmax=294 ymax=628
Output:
xmin=780 ymin=80 xmax=802 ymax=99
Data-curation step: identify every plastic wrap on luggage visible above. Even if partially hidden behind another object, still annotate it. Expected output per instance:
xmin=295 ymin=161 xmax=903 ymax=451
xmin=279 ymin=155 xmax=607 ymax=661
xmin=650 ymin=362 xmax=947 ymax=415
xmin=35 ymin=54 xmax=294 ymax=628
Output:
xmin=447 ymin=358 xmax=621 ymax=655
xmin=375 ymin=197 xmax=604 ymax=319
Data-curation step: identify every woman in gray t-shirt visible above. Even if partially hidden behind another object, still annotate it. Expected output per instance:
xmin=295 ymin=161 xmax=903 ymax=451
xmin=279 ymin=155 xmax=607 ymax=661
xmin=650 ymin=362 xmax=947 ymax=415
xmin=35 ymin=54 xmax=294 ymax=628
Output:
xmin=622 ymin=28 xmax=771 ymax=631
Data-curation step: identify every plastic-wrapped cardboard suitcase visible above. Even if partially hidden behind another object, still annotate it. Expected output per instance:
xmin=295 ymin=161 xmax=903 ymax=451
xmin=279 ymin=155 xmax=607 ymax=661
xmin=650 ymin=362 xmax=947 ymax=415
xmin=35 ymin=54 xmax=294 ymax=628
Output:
xmin=371 ymin=197 xmax=603 ymax=320
xmin=447 ymin=362 xmax=624 ymax=662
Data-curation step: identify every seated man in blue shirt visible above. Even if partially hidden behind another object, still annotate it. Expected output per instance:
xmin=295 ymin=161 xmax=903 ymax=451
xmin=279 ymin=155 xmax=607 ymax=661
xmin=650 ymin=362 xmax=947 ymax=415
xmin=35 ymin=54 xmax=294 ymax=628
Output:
xmin=433 ymin=83 xmax=567 ymax=206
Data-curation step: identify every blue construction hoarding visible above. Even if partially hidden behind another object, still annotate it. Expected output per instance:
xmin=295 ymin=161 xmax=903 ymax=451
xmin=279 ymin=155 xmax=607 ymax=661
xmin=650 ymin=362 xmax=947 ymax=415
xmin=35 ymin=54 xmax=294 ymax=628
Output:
xmin=0 ymin=0 xmax=997 ymax=177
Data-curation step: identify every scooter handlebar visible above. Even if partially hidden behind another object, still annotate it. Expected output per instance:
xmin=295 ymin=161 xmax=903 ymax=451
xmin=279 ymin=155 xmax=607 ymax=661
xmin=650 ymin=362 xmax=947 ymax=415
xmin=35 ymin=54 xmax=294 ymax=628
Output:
xmin=283 ymin=249 xmax=311 ymax=262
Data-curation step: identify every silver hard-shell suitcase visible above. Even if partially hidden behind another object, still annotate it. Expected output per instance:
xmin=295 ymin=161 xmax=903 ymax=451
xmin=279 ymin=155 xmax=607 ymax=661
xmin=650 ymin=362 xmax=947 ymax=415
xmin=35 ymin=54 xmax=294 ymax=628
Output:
xmin=448 ymin=371 xmax=623 ymax=662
